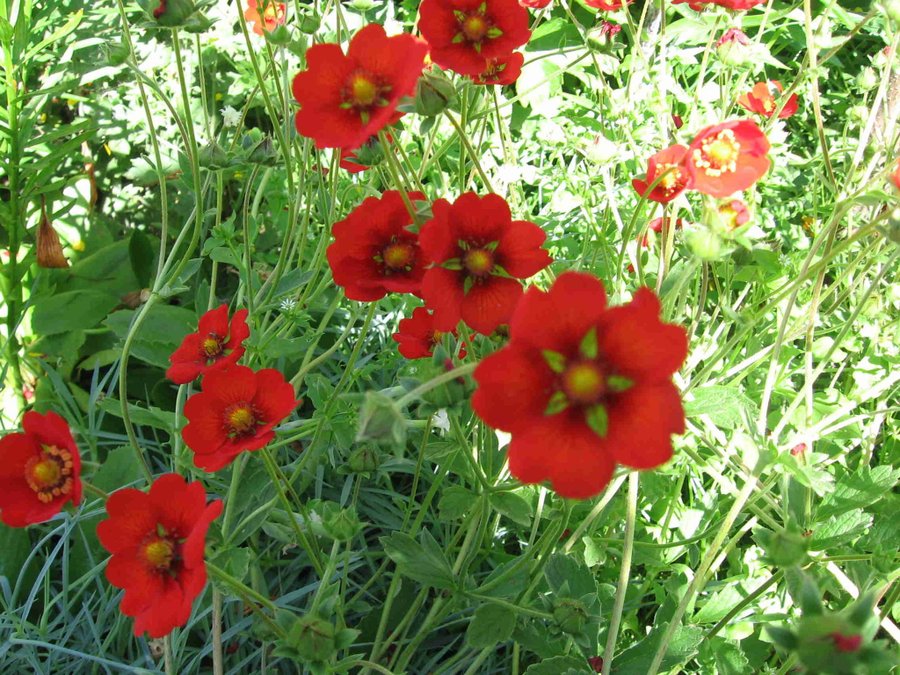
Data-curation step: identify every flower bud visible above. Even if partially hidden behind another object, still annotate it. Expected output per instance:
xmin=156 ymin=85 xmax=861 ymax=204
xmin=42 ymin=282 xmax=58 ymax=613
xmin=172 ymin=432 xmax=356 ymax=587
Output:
xmin=414 ymin=69 xmax=457 ymax=117
xmin=356 ymin=391 xmax=407 ymax=447
xmin=347 ymin=446 xmax=380 ymax=474
xmin=139 ymin=0 xmax=211 ymax=31
xmin=686 ymin=227 xmax=724 ymax=260
xmin=552 ymin=598 xmax=588 ymax=635
xmin=286 ymin=615 xmax=336 ymax=663
xmin=716 ymin=28 xmax=753 ymax=67
xmin=105 ymin=41 xmax=130 ymax=67
xmin=856 ymin=67 xmax=879 ymax=91
xmin=587 ymin=21 xmax=622 ymax=52
xmin=36 ymin=201 xmax=68 ymax=269
xmin=755 ymin=524 xmax=809 ymax=567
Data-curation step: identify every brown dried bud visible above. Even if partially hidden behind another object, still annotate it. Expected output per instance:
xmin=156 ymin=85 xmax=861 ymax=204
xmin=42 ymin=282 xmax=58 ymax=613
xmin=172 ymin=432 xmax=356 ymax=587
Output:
xmin=37 ymin=202 xmax=69 ymax=268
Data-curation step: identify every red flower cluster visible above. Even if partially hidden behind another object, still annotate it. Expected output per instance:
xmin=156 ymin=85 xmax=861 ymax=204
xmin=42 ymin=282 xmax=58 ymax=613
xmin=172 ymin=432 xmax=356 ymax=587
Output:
xmin=0 ymin=411 xmax=81 ymax=527
xmin=292 ymin=24 xmax=428 ymax=150
xmin=243 ymin=0 xmax=285 ymax=36
xmin=393 ymin=307 xmax=465 ymax=359
xmin=167 ymin=305 xmax=250 ymax=384
xmin=98 ymin=474 xmax=222 ymax=637
xmin=183 ymin=365 xmax=298 ymax=471
xmin=738 ymin=81 xmax=799 ymax=119
xmin=633 ymin=121 xmax=769 ymax=202
xmin=327 ymin=191 xmax=427 ymax=301
xmin=418 ymin=0 xmax=530 ymax=84
xmin=419 ymin=192 xmax=552 ymax=335
xmin=472 ymin=272 xmax=687 ymax=498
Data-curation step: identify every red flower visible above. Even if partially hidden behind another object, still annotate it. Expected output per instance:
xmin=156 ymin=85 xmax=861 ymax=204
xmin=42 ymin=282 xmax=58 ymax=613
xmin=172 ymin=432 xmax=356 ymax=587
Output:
xmin=419 ymin=192 xmax=552 ymax=335
xmin=292 ymin=24 xmax=428 ymax=150
xmin=418 ymin=0 xmax=531 ymax=77
xmin=685 ymin=119 xmax=770 ymax=198
xmin=717 ymin=198 xmax=750 ymax=230
xmin=167 ymin=305 xmax=250 ymax=385
xmin=243 ymin=0 xmax=286 ymax=36
xmin=327 ymin=191 xmax=428 ymax=301
xmin=393 ymin=306 xmax=465 ymax=359
xmin=588 ymin=656 xmax=604 ymax=673
xmin=673 ymin=0 xmax=708 ymax=10
xmin=585 ymin=0 xmax=634 ymax=9
xmin=472 ymin=51 xmax=524 ymax=86
xmin=890 ymin=158 xmax=899 ymax=191
xmin=738 ymin=81 xmax=798 ymax=119
xmin=710 ymin=0 xmax=765 ymax=8
xmin=631 ymin=144 xmax=692 ymax=204
xmin=0 ymin=411 xmax=81 ymax=527
xmin=472 ymin=272 xmax=687 ymax=499
xmin=97 ymin=474 xmax=223 ymax=638
xmin=182 ymin=365 xmax=298 ymax=471
xmin=520 ymin=0 xmax=551 ymax=7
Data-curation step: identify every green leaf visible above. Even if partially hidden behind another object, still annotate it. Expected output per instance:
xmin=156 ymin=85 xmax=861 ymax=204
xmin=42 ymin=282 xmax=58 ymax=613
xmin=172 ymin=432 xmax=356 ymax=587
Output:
xmin=32 ymin=290 xmax=119 ymax=336
xmin=439 ymin=486 xmax=477 ymax=521
xmin=0 ymin=525 xmax=31 ymax=582
xmin=128 ymin=230 xmax=155 ymax=288
xmin=465 ymin=604 xmax=516 ymax=648
xmin=612 ymin=625 xmax=704 ymax=675
xmin=91 ymin=446 xmax=144 ymax=493
xmin=522 ymin=656 xmax=586 ymax=675
xmin=684 ymin=386 xmax=754 ymax=429
xmin=490 ymin=491 xmax=533 ymax=527
xmin=98 ymin=398 xmax=176 ymax=432
xmin=381 ymin=531 xmax=456 ymax=590
xmin=544 ymin=553 xmax=597 ymax=599
xmin=816 ymin=466 xmax=900 ymax=519
xmin=809 ymin=509 xmax=872 ymax=551
xmin=210 ymin=547 xmax=253 ymax=582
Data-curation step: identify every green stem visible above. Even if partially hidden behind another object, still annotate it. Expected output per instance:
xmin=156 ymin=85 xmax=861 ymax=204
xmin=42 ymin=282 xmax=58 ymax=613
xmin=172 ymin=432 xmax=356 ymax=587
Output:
xmin=395 ymin=362 xmax=477 ymax=409
xmin=602 ymin=473 xmax=638 ymax=675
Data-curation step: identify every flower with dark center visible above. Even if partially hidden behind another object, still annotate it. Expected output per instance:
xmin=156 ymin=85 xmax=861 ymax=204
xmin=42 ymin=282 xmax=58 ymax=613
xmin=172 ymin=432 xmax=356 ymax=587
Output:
xmin=167 ymin=305 xmax=250 ymax=385
xmin=472 ymin=272 xmax=687 ymax=498
xmin=0 ymin=411 xmax=82 ymax=527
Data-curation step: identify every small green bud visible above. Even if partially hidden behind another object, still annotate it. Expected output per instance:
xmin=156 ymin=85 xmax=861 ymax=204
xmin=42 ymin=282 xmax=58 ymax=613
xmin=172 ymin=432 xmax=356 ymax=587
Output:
xmin=265 ymin=23 xmax=291 ymax=46
xmin=856 ymin=67 xmax=879 ymax=91
xmin=757 ymin=524 xmax=810 ymax=568
xmin=716 ymin=28 xmax=754 ymax=68
xmin=199 ymin=141 xmax=230 ymax=169
xmin=686 ymin=228 xmax=724 ymax=261
xmin=414 ymin=69 xmax=457 ymax=117
xmin=552 ymin=598 xmax=588 ymax=635
xmin=105 ymin=41 xmax=130 ymax=66
xmin=356 ymin=391 xmax=407 ymax=447
xmin=139 ymin=0 xmax=204 ymax=28
xmin=298 ymin=12 xmax=321 ymax=34
xmin=287 ymin=615 xmax=336 ymax=663
xmin=347 ymin=447 xmax=380 ymax=474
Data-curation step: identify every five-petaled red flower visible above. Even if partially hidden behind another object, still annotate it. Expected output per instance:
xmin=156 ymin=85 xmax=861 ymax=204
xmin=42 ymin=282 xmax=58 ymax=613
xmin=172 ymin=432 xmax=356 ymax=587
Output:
xmin=327 ymin=190 xmax=428 ymax=301
xmin=98 ymin=474 xmax=223 ymax=638
xmin=685 ymin=119 xmax=770 ymax=198
xmin=472 ymin=51 xmax=524 ymax=86
xmin=292 ymin=24 xmax=428 ymax=150
xmin=585 ymin=0 xmax=634 ymax=9
xmin=419 ymin=192 xmax=552 ymax=335
xmin=243 ymin=0 xmax=286 ymax=36
xmin=0 ymin=411 xmax=81 ymax=527
xmin=182 ymin=365 xmax=298 ymax=471
xmin=393 ymin=306 xmax=465 ymax=359
xmin=418 ymin=0 xmax=531 ymax=77
xmin=738 ymin=80 xmax=798 ymax=119
xmin=472 ymin=272 xmax=687 ymax=499
xmin=167 ymin=305 xmax=250 ymax=385
xmin=632 ymin=144 xmax=692 ymax=204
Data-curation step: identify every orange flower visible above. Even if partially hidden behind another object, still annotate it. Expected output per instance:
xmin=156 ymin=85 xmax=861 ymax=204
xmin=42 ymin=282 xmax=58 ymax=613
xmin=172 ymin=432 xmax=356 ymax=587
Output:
xmin=686 ymin=120 xmax=770 ymax=198
xmin=738 ymin=80 xmax=799 ymax=119
xmin=243 ymin=0 xmax=285 ymax=36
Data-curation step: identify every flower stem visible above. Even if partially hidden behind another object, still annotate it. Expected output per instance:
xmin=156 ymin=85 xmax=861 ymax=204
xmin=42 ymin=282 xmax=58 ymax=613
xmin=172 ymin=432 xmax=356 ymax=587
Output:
xmin=395 ymin=362 xmax=477 ymax=409
xmin=602 ymin=472 xmax=638 ymax=675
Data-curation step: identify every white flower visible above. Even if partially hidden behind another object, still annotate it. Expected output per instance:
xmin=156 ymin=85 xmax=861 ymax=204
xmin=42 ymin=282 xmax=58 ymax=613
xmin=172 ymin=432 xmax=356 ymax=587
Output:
xmin=433 ymin=409 xmax=451 ymax=434
xmin=221 ymin=105 xmax=241 ymax=128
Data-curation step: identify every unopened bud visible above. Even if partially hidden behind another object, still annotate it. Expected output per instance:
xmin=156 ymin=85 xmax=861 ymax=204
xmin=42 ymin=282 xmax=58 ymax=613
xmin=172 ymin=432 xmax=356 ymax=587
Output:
xmin=716 ymin=28 xmax=753 ymax=67
xmin=37 ymin=201 xmax=68 ymax=269
xmin=414 ymin=69 xmax=457 ymax=117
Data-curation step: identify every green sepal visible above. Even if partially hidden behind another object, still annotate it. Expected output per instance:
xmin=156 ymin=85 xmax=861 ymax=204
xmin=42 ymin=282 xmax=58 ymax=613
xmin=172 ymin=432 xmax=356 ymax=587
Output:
xmin=484 ymin=240 xmax=500 ymax=251
xmin=463 ymin=276 xmax=475 ymax=295
xmin=579 ymin=327 xmax=598 ymax=359
xmin=544 ymin=391 xmax=569 ymax=416
xmin=442 ymin=258 xmax=463 ymax=271
xmin=607 ymin=374 xmax=634 ymax=392
xmin=585 ymin=404 xmax=608 ymax=438
xmin=451 ymin=32 xmax=465 ymax=44
xmin=542 ymin=350 xmax=567 ymax=374
xmin=486 ymin=27 xmax=503 ymax=39
xmin=453 ymin=10 xmax=467 ymax=21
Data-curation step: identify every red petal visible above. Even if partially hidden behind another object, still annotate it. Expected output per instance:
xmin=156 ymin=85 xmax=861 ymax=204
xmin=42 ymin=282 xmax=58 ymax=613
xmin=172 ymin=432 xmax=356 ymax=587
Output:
xmin=418 ymin=199 xmax=459 ymax=263
xmin=197 ymin=305 xmax=229 ymax=339
xmin=252 ymin=369 xmax=298 ymax=426
xmin=460 ymin=276 xmax=523 ymax=335
xmin=497 ymin=220 xmax=551 ymax=278
xmin=98 ymin=488 xmax=156 ymax=554
xmin=605 ymin=382 xmax=684 ymax=469
xmin=509 ymin=271 xmax=607 ymax=353
xmin=201 ymin=365 xmax=257 ymax=405
xmin=597 ymin=287 xmax=688 ymax=382
xmin=507 ymin=412 xmax=615 ymax=499
xmin=472 ymin=345 xmax=554 ymax=432
xmin=421 ymin=267 xmax=465 ymax=331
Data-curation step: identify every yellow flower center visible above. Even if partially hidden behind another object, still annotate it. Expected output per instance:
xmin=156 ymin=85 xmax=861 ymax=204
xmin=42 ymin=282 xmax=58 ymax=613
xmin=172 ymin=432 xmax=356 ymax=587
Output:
xmin=693 ymin=130 xmax=740 ymax=177
xmin=144 ymin=538 xmax=175 ymax=570
xmin=657 ymin=163 xmax=681 ymax=191
xmin=25 ymin=445 xmax=75 ymax=504
xmin=381 ymin=241 xmax=415 ymax=271
xmin=463 ymin=248 xmax=494 ymax=276
xmin=226 ymin=404 xmax=257 ymax=436
xmin=349 ymin=73 xmax=378 ymax=108
xmin=462 ymin=15 xmax=488 ymax=41
xmin=202 ymin=336 xmax=223 ymax=358
xmin=562 ymin=362 xmax=606 ymax=405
